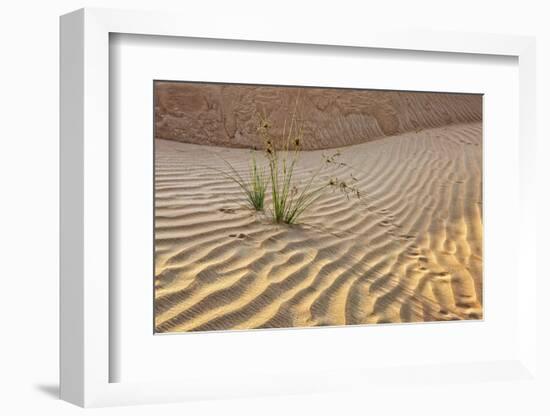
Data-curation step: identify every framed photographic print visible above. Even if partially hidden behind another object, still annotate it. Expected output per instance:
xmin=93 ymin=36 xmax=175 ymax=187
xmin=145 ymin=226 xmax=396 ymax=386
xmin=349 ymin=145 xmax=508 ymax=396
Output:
xmin=60 ymin=7 xmax=541 ymax=409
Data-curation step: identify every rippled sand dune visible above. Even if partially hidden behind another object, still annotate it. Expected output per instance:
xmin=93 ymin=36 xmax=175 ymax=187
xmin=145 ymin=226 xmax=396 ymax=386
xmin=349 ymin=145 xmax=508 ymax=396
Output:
xmin=154 ymin=122 xmax=483 ymax=333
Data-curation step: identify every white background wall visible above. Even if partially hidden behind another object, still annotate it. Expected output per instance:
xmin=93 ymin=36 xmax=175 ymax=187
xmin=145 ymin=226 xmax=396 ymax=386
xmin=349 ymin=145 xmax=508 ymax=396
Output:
xmin=0 ymin=1 xmax=548 ymax=415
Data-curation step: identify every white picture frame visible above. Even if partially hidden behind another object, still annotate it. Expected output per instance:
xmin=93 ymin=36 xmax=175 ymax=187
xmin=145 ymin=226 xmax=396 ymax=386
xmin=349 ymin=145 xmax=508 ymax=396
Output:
xmin=60 ymin=7 xmax=540 ymax=408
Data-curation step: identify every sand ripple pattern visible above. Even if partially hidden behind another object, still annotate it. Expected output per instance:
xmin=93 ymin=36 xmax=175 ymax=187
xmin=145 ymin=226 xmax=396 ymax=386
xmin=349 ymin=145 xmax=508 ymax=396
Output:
xmin=155 ymin=122 xmax=483 ymax=333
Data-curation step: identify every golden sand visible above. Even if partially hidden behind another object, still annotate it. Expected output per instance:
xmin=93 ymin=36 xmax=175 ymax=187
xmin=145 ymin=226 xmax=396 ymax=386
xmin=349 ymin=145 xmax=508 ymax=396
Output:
xmin=154 ymin=122 xmax=483 ymax=333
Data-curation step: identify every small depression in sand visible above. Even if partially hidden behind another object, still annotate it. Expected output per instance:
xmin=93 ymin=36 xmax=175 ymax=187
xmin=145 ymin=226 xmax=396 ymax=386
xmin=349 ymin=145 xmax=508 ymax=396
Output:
xmin=154 ymin=117 xmax=483 ymax=333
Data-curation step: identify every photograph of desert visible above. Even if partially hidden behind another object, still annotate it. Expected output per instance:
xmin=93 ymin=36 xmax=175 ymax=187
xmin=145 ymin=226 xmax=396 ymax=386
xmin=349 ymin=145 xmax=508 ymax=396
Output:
xmin=154 ymin=81 xmax=483 ymax=333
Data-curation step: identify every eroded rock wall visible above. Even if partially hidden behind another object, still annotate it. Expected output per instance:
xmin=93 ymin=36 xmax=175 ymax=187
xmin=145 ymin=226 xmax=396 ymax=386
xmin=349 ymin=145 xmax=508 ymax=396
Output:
xmin=154 ymin=82 xmax=481 ymax=150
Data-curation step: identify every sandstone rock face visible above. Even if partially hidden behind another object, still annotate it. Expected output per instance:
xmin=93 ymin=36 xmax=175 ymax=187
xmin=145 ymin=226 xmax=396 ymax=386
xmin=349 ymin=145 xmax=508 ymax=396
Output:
xmin=154 ymin=82 xmax=482 ymax=150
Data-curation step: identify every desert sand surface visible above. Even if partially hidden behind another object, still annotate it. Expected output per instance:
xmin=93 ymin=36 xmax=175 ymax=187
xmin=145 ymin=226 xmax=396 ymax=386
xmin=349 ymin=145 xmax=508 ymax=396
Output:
xmin=154 ymin=122 xmax=483 ymax=333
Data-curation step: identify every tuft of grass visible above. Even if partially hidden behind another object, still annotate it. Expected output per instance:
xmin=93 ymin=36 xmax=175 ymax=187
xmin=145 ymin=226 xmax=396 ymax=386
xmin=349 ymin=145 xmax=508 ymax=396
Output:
xmin=217 ymin=153 xmax=268 ymax=211
xmin=257 ymin=101 xmax=346 ymax=225
xmin=217 ymin=97 xmax=362 ymax=224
